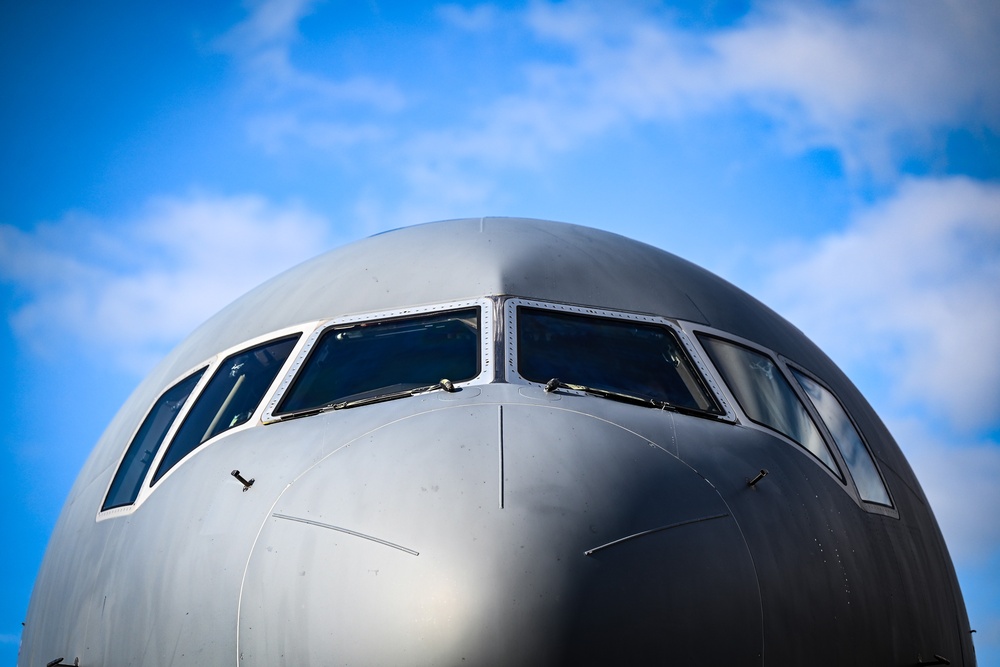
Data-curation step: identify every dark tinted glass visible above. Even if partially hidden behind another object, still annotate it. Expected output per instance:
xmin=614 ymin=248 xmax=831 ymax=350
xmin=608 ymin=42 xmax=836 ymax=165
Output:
xmin=102 ymin=369 xmax=205 ymax=510
xmin=700 ymin=336 xmax=839 ymax=473
xmin=276 ymin=308 xmax=480 ymax=415
xmin=793 ymin=371 xmax=891 ymax=505
xmin=517 ymin=307 xmax=720 ymax=413
xmin=152 ymin=335 xmax=299 ymax=483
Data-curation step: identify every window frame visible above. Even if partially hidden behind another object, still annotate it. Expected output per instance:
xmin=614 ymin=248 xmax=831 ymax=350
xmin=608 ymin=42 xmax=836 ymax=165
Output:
xmin=150 ymin=333 xmax=302 ymax=486
xmin=685 ymin=324 xmax=898 ymax=515
xmin=503 ymin=298 xmax=735 ymax=421
xmin=695 ymin=332 xmax=843 ymax=478
xmin=97 ymin=324 xmax=309 ymax=520
xmin=783 ymin=360 xmax=896 ymax=515
xmin=98 ymin=366 xmax=208 ymax=515
xmin=262 ymin=299 xmax=495 ymax=423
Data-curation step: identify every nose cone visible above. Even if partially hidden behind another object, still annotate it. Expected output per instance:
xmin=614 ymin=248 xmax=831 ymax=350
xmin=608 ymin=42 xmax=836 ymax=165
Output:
xmin=238 ymin=403 xmax=761 ymax=665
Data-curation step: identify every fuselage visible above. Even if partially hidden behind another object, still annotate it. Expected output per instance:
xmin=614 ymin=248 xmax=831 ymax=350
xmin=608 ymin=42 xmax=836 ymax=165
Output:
xmin=20 ymin=218 xmax=974 ymax=666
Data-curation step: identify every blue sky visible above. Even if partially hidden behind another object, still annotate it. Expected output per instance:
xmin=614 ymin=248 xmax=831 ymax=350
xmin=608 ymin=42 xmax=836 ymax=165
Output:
xmin=2 ymin=0 xmax=998 ymax=663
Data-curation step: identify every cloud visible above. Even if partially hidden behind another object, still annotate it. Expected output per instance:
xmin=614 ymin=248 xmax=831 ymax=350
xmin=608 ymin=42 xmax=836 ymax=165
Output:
xmin=890 ymin=417 xmax=1000 ymax=566
xmin=436 ymin=3 xmax=500 ymax=32
xmin=758 ymin=177 xmax=1000 ymax=431
xmin=215 ymin=0 xmax=405 ymax=154
xmin=205 ymin=1 xmax=999 ymax=205
xmin=317 ymin=0 xmax=1000 ymax=207
xmin=213 ymin=0 xmax=316 ymax=55
xmin=708 ymin=1 xmax=1000 ymax=166
xmin=0 ymin=193 xmax=338 ymax=374
xmin=520 ymin=0 xmax=1000 ymax=172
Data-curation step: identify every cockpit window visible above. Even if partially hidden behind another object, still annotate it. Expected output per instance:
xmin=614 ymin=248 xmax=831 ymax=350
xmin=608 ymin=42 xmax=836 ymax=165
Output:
xmin=152 ymin=334 xmax=299 ymax=484
xmin=792 ymin=370 xmax=892 ymax=506
xmin=516 ymin=307 xmax=722 ymax=414
xmin=102 ymin=368 xmax=205 ymax=511
xmin=274 ymin=307 xmax=481 ymax=416
xmin=699 ymin=335 xmax=839 ymax=474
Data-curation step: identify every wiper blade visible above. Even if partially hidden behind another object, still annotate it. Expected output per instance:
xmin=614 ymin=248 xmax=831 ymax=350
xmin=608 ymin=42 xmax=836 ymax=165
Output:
xmin=276 ymin=379 xmax=456 ymax=420
xmin=543 ymin=378 xmax=717 ymax=418
xmin=544 ymin=378 xmax=657 ymax=408
xmin=331 ymin=379 xmax=455 ymax=410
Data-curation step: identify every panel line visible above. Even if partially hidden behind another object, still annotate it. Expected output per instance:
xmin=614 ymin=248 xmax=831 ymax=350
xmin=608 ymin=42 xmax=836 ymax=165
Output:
xmin=273 ymin=513 xmax=419 ymax=556
xmin=584 ymin=513 xmax=729 ymax=556
xmin=498 ymin=404 xmax=505 ymax=509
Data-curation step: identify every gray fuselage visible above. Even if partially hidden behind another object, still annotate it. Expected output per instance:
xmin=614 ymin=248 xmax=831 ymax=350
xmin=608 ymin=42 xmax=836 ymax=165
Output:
xmin=21 ymin=218 xmax=974 ymax=666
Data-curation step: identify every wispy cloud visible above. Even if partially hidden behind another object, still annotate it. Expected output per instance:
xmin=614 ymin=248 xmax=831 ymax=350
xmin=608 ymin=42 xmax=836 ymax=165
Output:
xmin=436 ymin=3 xmax=501 ymax=32
xmin=891 ymin=417 xmax=1000 ymax=566
xmin=509 ymin=0 xmax=1000 ymax=173
xmin=759 ymin=177 xmax=1000 ymax=431
xmin=0 ymin=194 xmax=338 ymax=373
xmin=213 ymin=0 xmax=316 ymax=54
xmin=206 ymin=1 xmax=999 ymax=218
xmin=215 ymin=0 xmax=406 ymax=154
xmin=708 ymin=1 xmax=1000 ymax=171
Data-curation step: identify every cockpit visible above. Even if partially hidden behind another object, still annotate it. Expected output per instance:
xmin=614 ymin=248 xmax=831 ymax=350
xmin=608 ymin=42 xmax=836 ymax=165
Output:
xmin=98 ymin=296 xmax=893 ymax=517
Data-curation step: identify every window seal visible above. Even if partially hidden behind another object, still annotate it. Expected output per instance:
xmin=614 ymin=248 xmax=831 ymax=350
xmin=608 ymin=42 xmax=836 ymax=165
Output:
xmin=503 ymin=298 xmax=735 ymax=422
xmin=690 ymin=329 xmax=846 ymax=483
xmin=783 ymin=359 xmax=897 ymax=515
xmin=261 ymin=299 xmax=495 ymax=424
xmin=96 ymin=324 xmax=311 ymax=520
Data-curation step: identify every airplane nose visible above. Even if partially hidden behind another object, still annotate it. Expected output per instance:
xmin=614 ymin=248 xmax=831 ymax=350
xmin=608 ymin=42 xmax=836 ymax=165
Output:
xmin=237 ymin=403 xmax=762 ymax=665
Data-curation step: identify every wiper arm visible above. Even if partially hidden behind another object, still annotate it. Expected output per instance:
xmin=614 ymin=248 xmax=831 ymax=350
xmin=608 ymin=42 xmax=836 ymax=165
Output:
xmin=544 ymin=378 xmax=658 ymax=408
xmin=276 ymin=379 xmax=456 ymax=420
xmin=331 ymin=378 xmax=456 ymax=410
xmin=543 ymin=378 xmax=716 ymax=418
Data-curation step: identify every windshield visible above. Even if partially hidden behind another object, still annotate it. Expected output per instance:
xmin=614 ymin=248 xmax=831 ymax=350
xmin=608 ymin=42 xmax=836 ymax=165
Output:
xmin=102 ymin=368 xmax=205 ymax=510
xmin=275 ymin=307 xmax=481 ymax=415
xmin=516 ymin=307 xmax=721 ymax=414
xmin=699 ymin=335 xmax=839 ymax=473
xmin=153 ymin=335 xmax=300 ymax=483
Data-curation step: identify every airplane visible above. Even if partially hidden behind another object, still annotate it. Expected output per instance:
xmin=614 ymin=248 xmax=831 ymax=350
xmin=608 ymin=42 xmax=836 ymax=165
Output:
xmin=19 ymin=217 xmax=975 ymax=665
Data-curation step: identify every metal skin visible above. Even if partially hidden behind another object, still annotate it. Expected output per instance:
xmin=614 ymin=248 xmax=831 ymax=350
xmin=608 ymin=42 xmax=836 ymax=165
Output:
xmin=21 ymin=218 xmax=974 ymax=665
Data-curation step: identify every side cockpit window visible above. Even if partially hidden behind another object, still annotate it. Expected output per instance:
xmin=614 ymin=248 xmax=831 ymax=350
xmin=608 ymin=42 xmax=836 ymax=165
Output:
xmin=102 ymin=369 xmax=206 ymax=511
xmin=792 ymin=370 xmax=892 ymax=506
xmin=151 ymin=335 xmax=299 ymax=484
xmin=699 ymin=335 xmax=840 ymax=474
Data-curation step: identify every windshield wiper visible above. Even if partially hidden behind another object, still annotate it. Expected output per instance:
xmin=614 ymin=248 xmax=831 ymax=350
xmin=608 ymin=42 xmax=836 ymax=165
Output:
xmin=277 ymin=379 xmax=456 ymax=421
xmin=331 ymin=378 xmax=456 ymax=410
xmin=543 ymin=378 xmax=715 ymax=418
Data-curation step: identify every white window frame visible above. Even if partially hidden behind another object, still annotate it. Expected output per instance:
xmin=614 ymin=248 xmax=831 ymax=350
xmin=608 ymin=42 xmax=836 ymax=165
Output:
xmin=503 ymin=298 xmax=735 ymax=421
xmin=261 ymin=298 xmax=495 ymax=424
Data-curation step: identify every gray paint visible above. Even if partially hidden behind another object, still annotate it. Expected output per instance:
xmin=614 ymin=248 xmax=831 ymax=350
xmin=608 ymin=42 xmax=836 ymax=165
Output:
xmin=21 ymin=218 xmax=974 ymax=666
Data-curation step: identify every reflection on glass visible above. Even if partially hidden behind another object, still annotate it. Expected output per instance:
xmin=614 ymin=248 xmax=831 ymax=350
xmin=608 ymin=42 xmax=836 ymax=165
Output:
xmin=102 ymin=369 xmax=205 ymax=510
xmin=700 ymin=336 xmax=838 ymax=473
xmin=153 ymin=335 xmax=300 ymax=483
xmin=793 ymin=371 xmax=892 ymax=506
xmin=517 ymin=307 xmax=721 ymax=414
xmin=276 ymin=308 xmax=480 ymax=415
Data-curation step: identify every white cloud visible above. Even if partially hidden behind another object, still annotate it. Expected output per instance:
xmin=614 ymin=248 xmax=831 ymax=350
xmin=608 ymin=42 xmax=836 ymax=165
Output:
xmin=312 ymin=0 xmax=997 ymax=205
xmin=890 ymin=417 xmax=1000 ymax=567
xmin=516 ymin=0 xmax=1000 ymax=173
xmin=215 ymin=0 xmax=405 ymax=155
xmin=436 ymin=3 xmax=500 ymax=32
xmin=0 ymin=194 xmax=338 ymax=374
xmin=213 ymin=0 xmax=317 ymax=55
xmin=709 ymin=0 xmax=1000 ymax=172
xmin=204 ymin=1 xmax=1000 ymax=203
xmin=759 ymin=177 xmax=1000 ymax=431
